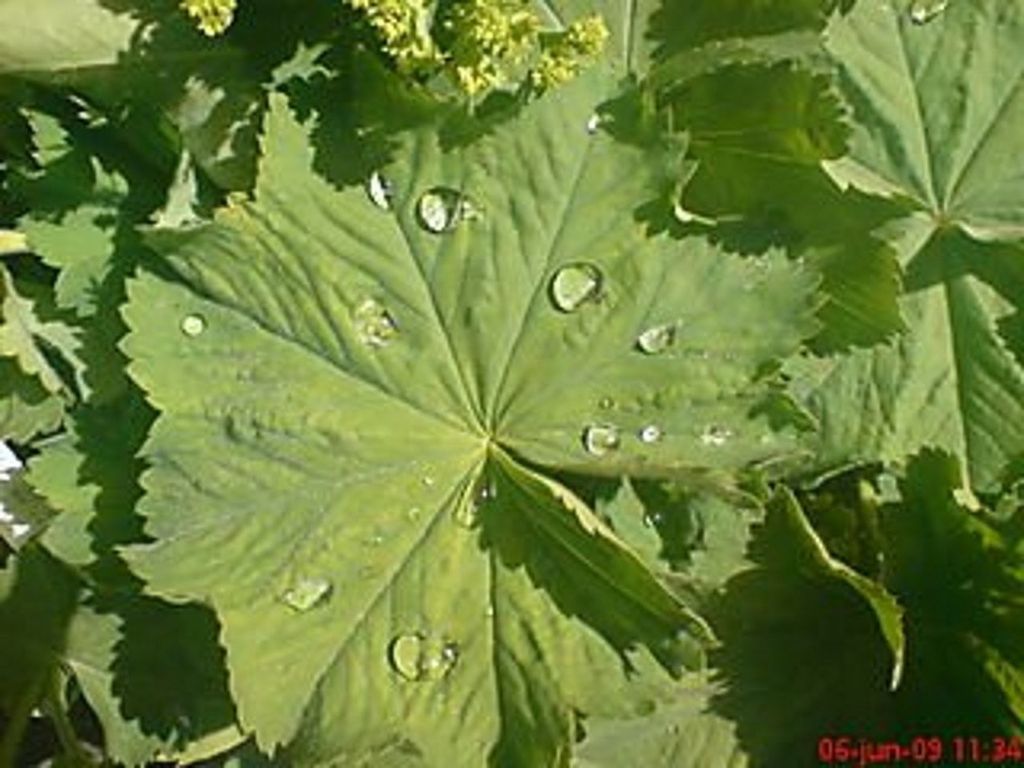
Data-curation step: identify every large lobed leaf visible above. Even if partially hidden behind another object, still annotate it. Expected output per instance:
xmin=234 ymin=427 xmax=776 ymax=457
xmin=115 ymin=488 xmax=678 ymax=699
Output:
xmin=119 ymin=69 xmax=817 ymax=763
xmin=792 ymin=0 xmax=1024 ymax=489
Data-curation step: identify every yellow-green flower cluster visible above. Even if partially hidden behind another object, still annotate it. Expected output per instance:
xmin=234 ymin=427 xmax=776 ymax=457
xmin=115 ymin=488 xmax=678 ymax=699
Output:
xmin=444 ymin=0 xmax=539 ymax=95
xmin=531 ymin=14 xmax=608 ymax=89
xmin=180 ymin=0 xmax=237 ymax=36
xmin=346 ymin=0 xmax=441 ymax=71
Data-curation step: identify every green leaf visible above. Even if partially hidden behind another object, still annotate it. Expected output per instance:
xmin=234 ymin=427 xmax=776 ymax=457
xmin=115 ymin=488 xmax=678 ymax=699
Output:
xmin=120 ymin=75 xmax=817 ymax=760
xmin=0 ymin=358 xmax=64 ymax=442
xmin=792 ymin=223 xmax=1024 ymax=490
xmin=0 ymin=546 xmax=80 ymax=765
xmin=880 ymin=449 xmax=1024 ymax=732
xmin=0 ymin=0 xmax=136 ymax=79
xmin=0 ymin=264 xmax=84 ymax=401
xmin=573 ymin=679 xmax=748 ymax=768
xmin=63 ymin=597 xmax=241 ymax=767
xmin=766 ymin=486 xmax=905 ymax=689
xmin=825 ymin=0 xmax=1024 ymax=242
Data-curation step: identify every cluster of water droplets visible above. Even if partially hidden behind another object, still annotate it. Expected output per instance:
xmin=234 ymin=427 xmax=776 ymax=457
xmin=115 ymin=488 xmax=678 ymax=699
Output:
xmin=388 ymin=631 xmax=461 ymax=682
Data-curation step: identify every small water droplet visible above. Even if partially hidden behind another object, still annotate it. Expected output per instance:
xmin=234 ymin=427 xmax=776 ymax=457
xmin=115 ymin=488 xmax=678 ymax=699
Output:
xmin=699 ymin=425 xmax=732 ymax=448
xmin=583 ymin=424 xmax=620 ymax=457
xmin=485 ymin=606 xmax=495 ymax=618
xmin=422 ymin=475 xmax=436 ymax=487
xmin=180 ymin=314 xmax=206 ymax=337
xmin=281 ymin=577 xmax=332 ymax=612
xmin=550 ymin=263 xmax=603 ymax=313
xmin=598 ymin=396 xmax=615 ymax=410
xmin=388 ymin=632 xmax=460 ymax=682
xmin=366 ymin=171 xmax=393 ymax=210
xmin=636 ymin=323 xmax=677 ymax=355
xmin=455 ymin=477 xmax=493 ymax=529
xmin=407 ymin=506 xmax=422 ymax=522
xmin=909 ymin=0 xmax=947 ymax=24
xmin=585 ymin=113 xmax=603 ymax=134
xmin=642 ymin=512 xmax=662 ymax=528
xmin=416 ymin=187 xmax=477 ymax=233
xmin=639 ymin=425 xmax=663 ymax=444
xmin=352 ymin=298 xmax=398 ymax=348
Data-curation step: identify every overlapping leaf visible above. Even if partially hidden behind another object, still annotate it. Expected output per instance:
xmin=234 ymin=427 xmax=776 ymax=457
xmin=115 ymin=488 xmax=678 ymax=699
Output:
xmin=119 ymin=69 xmax=817 ymax=762
xmin=794 ymin=0 xmax=1024 ymax=488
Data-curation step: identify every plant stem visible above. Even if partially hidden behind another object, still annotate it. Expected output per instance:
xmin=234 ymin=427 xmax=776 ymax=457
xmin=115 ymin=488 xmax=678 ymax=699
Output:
xmin=42 ymin=670 xmax=93 ymax=767
xmin=0 ymin=675 xmax=43 ymax=768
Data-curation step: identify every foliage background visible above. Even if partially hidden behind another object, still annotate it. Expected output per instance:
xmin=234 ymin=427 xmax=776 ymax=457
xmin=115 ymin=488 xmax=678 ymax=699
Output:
xmin=1 ymin=0 xmax=1022 ymax=766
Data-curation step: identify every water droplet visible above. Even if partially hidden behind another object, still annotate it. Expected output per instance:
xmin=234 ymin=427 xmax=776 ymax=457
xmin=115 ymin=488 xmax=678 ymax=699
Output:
xmin=485 ymin=606 xmax=495 ymax=618
xmin=598 ymin=396 xmax=615 ymax=410
xmin=388 ymin=632 xmax=460 ymax=682
xmin=585 ymin=113 xmax=603 ymax=134
xmin=636 ymin=323 xmax=677 ymax=355
xmin=366 ymin=171 xmax=393 ymax=210
xmin=550 ymin=263 xmax=603 ymax=313
xmin=642 ymin=512 xmax=662 ymax=528
xmin=281 ymin=577 xmax=332 ymax=612
xmin=352 ymin=298 xmax=398 ymax=348
xmin=389 ymin=633 xmax=424 ymax=681
xmin=909 ymin=0 xmax=948 ymax=24
xmin=699 ymin=425 xmax=732 ymax=448
xmin=407 ymin=506 xmax=422 ymax=522
xmin=583 ymin=424 xmax=620 ymax=457
xmin=180 ymin=314 xmax=205 ymax=337
xmin=422 ymin=475 xmax=436 ymax=487
xmin=416 ymin=187 xmax=477 ymax=233
xmin=639 ymin=425 xmax=663 ymax=444
xmin=455 ymin=477 xmax=493 ymax=529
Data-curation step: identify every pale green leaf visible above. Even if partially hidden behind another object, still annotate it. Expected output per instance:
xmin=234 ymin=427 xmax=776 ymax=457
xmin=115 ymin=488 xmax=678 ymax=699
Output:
xmin=0 ymin=0 xmax=136 ymax=78
xmin=120 ymin=73 xmax=817 ymax=760
xmin=791 ymin=221 xmax=1024 ymax=490
xmin=573 ymin=680 xmax=748 ymax=768
xmin=0 ymin=265 xmax=83 ymax=399
xmin=825 ymin=0 xmax=1024 ymax=241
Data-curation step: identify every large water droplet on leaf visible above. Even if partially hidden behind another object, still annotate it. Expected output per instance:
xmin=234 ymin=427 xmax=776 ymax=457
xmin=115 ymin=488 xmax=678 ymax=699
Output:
xmin=909 ymin=0 xmax=947 ymax=24
xmin=388 ymin=632 xmax=460 ymax=682
xmin=636 ymin=323 xmax=676 ymax=355
xmin=366 ymin=171 xmax=393 ymax=210
xmin=583 ymin=424 xmax=620 ymax=456
xmin=180 ymin=314 xmax=206 ymax=337
xmin=550 ymin=263 xmax=603 ymax=313
xmin=699 ymin=425 xmax=732 ymax=448
xmin=281 ymin=577 xmax=332 ymax=612
xmin=353 ymin=298 xmax=398 ymax=348
xmin=417 ymin=187 xmax=477 ymax=233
